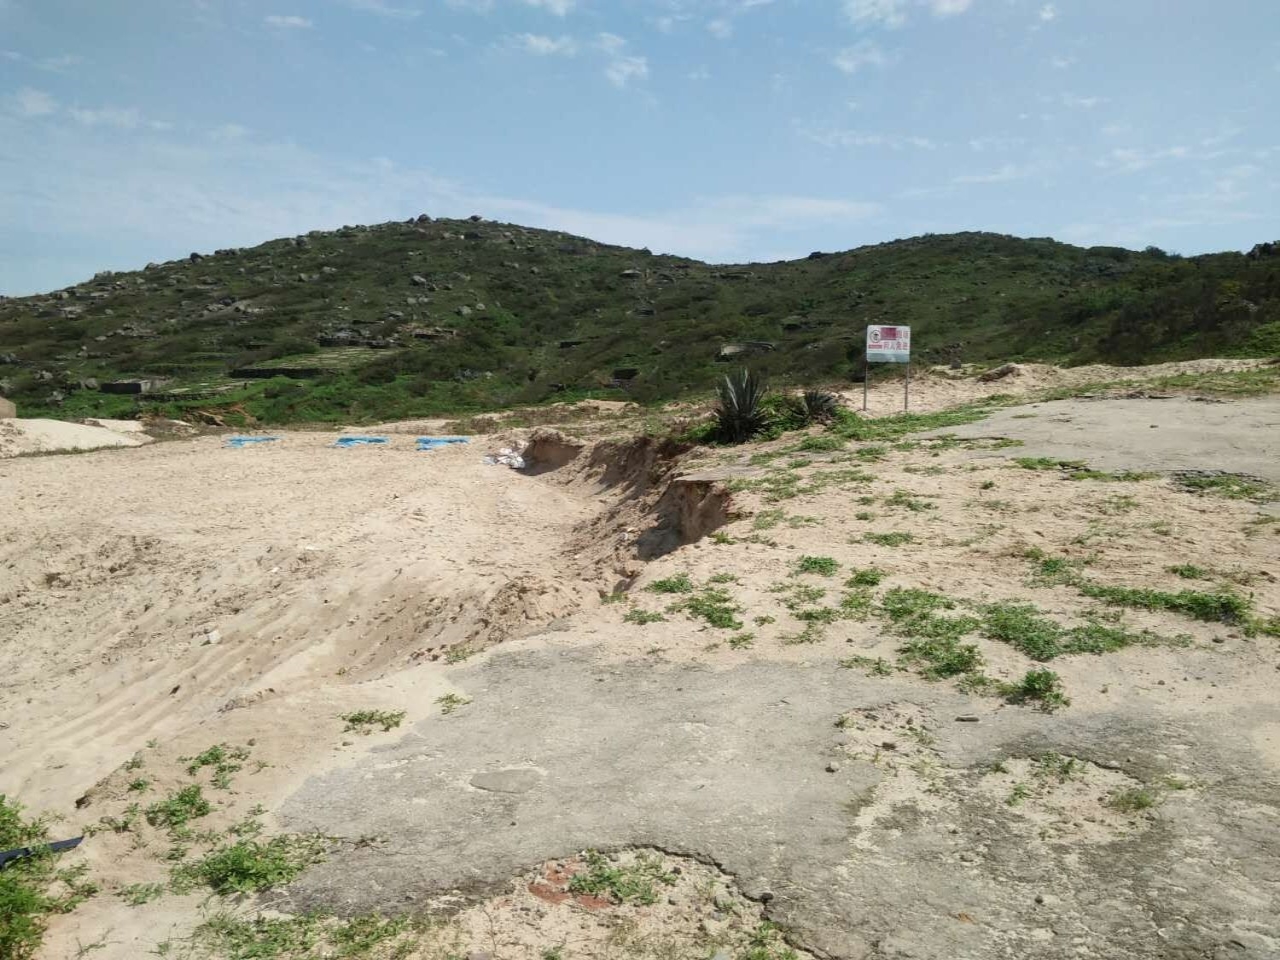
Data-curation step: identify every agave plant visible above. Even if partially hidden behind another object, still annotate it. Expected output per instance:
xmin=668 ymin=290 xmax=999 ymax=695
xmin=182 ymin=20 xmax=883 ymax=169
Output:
xmin=800 ymin=389 xmax=840 ymax=424
xmin=715 ymin=368 xmax=767 ymax=443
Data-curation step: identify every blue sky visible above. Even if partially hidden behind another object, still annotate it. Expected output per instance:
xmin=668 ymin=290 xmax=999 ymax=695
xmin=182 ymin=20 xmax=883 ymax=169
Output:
xmin=1 ymin=0 xmax=1276 ymax=295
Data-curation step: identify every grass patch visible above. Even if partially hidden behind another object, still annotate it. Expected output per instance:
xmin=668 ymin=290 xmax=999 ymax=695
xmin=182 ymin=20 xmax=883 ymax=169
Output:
xmin=794 ymin=555 xmax=839 ymax=576
xmin=192 ymin=911 xmax=425 ymax=960
xmin=728 ymin=632 xmax=755 ymax=649
xmin=173 ymin=836 xmax=327 ymax=895
xmin=885 ymin=489 xmax=936 ymax=512
xmin=839 ymin=655 xmax=895 ymax=676
xmin=435 ymin=693 xmax=471 ymax=715
xmin=119 ymin=882 xmax=164 ymax=907
xmin=863 ymin=531 xmax=915 ymax=547
xmin=1168 ymin=563 xmax=1209 ymax=580
xmin=145 ymin=785 xmax=211 ymax=831
xmin=673 ymin=587 xmax=744 ymax=630
xmin=566 ymin=850 xmax=676 ymax=905
xmin=998 ymin=669 xmax=1070 ymax=711
xmin=1 ymin=796 xmax=96 ymax=960
xmin=1078 ymin=583 xmax=1250 ymax=624
xmin=845 ymin=567 xmax=884 ymax=587
xmin=623 ymin=608 xmax=665 ymax=625
xmin=1175 ymin=472 xmax=1276 ymax=501
xmin=340 ymin=710 xmax=406 ymax=734
xmin=184 ymin=744 xmax=251 ymax=789
xmin=1106 ymin=787 xmax=1160 ymax=814
xmin=882 ymin=589 xmax=982 ymax=678
xmin=646 ymin=573 xmax=694 ymax=594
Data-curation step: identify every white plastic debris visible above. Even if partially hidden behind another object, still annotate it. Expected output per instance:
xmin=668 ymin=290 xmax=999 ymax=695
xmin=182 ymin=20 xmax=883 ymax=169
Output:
xmin=483 ymin=447 xmax=526 ymax=469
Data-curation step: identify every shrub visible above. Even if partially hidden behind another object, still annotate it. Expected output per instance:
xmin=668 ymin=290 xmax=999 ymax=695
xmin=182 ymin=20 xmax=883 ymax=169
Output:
xmin=715 ymin=368 xmax=768 ymax=443
xmin=800 ymin=390 xmax=840 ymax=424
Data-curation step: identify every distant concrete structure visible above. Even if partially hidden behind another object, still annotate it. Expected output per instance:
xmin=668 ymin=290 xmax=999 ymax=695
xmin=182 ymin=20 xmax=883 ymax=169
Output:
xmin=0 ymin=396 xmax=15 ymax=418
xmin=100 ymin=379 xmax=166 ymax=395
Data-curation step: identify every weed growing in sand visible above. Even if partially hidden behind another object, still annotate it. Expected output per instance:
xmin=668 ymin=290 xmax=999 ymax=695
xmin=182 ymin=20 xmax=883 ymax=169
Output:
xmin=846 ymin=567 xmax=885 ymax=587
xmin=980 ymin=602 xmax=1169 ymax=660
xmin=567 ymin=850 xmax=676 ymax=905
xmin=863 ymin=532 xmax=915 ymax=547
xmin=794 ymin=555 xmax=839 ymax=576
xmin=839 ymin=655 xmax=895 ymax=677
xmin=1078 ymin=583 xmax=1250 ymax=624
xmin=795 ymin=434 xmax=846 ymax=453
xmin=1106 ymin=787 xmax=1160 ymax=814
xmin=839 ymin=587 xmax=875 ymax=620
xmin=173 ymin=835 xmax=327 ymax=895
xmin=754 ymin=614 xmax=776 ymax=626
xmin=885 ymin=490 xmax=936 ymax=512
xmin=1014 ymin=456 xmax=1076 ymax=471
xmin=120 ymin=882 xmax=164 ymax=906
xmin=709 ymin=572 xmax=740 ymax=584
xmin=728 ymin=632 xmax=755 ymax=649
xmin=741 ymin=920 xmax=801 ymax=960
xmin=999 ymin=669 xmax=1070 ymax=711
xmin=623 ymin=608 xmax=666 ymax=625
xmin=445 ymin=645 xmax=476 ymax=663
xmin=1175 ymin=472 xmax=1276 ymax=501
xmin=856 ymin=445 xmax=888 ymax=461
xmin=1168 ymin=564 xmax=1209 ymax=580
xmin=1 ymin=795 xmax=98 ymax=960
xmin=146 ymin=785 xmax=211 ymax=831
xmin=436 ymin=694 xmax=471 ymax=715
xmin=340 ymin=710 xmax=406 ymax=734
xmin=123 ymin=753 xmax=144 ymax=772
xmin=673 ymin=587 xmax=744 ymax=630
xmin=185 ymin=744 xmax=251 ymax=788
xmin=646 ymin=573 xmax=694 ymax=594
xmin=1006 ymin=782 xmax=1032 ymax=806
xmin=126 ymin=778 xmax=150 ymax=793
xmin=1023 ymin=548 xmax=1086 ymax=585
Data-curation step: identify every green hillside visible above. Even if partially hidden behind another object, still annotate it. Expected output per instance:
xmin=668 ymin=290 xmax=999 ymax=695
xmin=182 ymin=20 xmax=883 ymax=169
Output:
xmin=1 ymin=218 xmax=1277 ymax=423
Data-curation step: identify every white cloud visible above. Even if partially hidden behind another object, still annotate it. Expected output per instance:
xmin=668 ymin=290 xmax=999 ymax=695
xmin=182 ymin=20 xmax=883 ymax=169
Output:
xmin=520 ymin=0 xmax=575 ymax=14
xmin=804 ymin=126 xmax=934 ymax=150
xmin=952 ymin=163 xmax=1028 ymax=184
xmin=930 ymin=0 xmax=972 ymax=16
xmin=605 ymin=54 xmax=648 ymax=87
xmin=1049 ymin=54 xmax=1074 ymax=68
xmin=210 ymin=122 xmax=251 ymax=141
xmin=1061 ymin=93 xmax=1106 ymax=109
xmin=1097 ymin=145 xmax=1190 ymax=172
xmin=342 ymin=0 xmax=422 ymax=18
xmin=509 ymin=33 xmax=577 ymax=55
xmin=832 ymin=40 xmax=892 ymax=74
xmin=1039 ymin=4 xmax=1057 ymax=21
xmin=265 ymin=14 xmax=313 ymax=28
xmin=842 ymin=0 xmax=908 ymax=28
xmin=707 ymin=18 xmax=732 ymax=38
xmin=68 ymin=106 xmax=142 ymax=128
xmin=6 ymin=86 xmax=57 ymax=117
xmin=593 ymin=33 xmax=648 ymax=87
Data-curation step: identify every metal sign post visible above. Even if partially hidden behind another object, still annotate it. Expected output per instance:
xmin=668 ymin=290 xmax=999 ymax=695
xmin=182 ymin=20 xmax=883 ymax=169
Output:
xmin=864 ymin=324 xmax=911 ymax=412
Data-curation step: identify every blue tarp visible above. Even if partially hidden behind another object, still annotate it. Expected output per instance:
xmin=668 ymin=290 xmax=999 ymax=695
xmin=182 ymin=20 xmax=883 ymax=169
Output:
xmin=224 ymin=436 xmax=280 ymax=448
xmin=333 ymin=435 xmax=389 ymax=447
xmin=416 ymin=436 xmax=469 ymax=451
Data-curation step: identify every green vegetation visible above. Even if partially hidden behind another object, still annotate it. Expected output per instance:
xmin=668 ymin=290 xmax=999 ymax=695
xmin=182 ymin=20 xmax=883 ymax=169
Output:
xmin=713 ymin=368 xmax=768 ymax=443
xmin=863 ymin=532 xmax=915 ymax=547
xmin=184 ymin=743 xmax=251 ymax=788
xmin=839 ymin=655 xmax=896 ymax=676
xmin=1168 ymin=563 xmax=1209 ymax=579
xmin=435 ymin=693 xmax=471 ymax=715
xmin=794 ymin=555 xmax=840 ymax=576
xmin=728 ymin=632 xmax=755 ymax=649
xmin=1078 ymin=583 xmax=1250 ymax=624
xmin=623 ymin=608 xmax=666 ymax=625
xmin=1107 ymin=787 xmax=1160 ymax=813
xmin=5 ymin=224 xmax=1279 ymax=425
xmin=189 ymin=911 xmax=427 ymax=960
xmin=173 ymin=836 xmax=327 ymax=895
xmin=998 ymin=669 xmax=1071 ymax=711
xmin=339 ymin=710 xmax=406 ymax=734
xmin=980 ymin=602 xmax=1169 ymax=660
xmin=145 ymin=785 xmax=211 ymax=831
xmin=119 ymin=882 xmax=164 ymax=906
xmin=672 ymin=587 xmax=744 ymax=630
xmin=646 ymin=573 xmax=694 ymax=594
xmin=845 ymin=567 xmax=885 ymax=587
xmin=566 ymin=850 xmax=676 ymax=905
xmin=2 ymin=795 xmax=96 ymax=960
xmin=1175 ymin=473 xmax=1276 ymax=501
xmin=740 ymin=921 xmax=801 ymax=960
xmin=882 ymin=589 xmax=982 ymax=678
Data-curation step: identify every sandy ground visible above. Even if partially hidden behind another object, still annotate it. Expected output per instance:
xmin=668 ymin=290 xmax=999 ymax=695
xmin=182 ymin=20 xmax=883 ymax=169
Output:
xmin=3 ymin=361 xmax=1279 ymax=960
xmin=0 ymin=417 xmax=156 ymax=457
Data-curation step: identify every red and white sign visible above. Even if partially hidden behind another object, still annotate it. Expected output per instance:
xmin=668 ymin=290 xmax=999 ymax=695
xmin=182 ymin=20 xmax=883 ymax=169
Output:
xmin=866 ymin=324 xmax=910 ymax=363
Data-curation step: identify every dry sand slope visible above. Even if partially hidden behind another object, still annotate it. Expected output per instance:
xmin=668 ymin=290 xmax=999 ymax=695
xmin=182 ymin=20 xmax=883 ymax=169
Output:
xmin=2 ymin=362 xmax=1279 ymax=960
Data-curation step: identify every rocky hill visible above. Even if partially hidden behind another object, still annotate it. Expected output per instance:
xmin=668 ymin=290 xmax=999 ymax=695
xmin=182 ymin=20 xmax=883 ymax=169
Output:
xmin=1 ymin=217 xmax=1277 ymax=423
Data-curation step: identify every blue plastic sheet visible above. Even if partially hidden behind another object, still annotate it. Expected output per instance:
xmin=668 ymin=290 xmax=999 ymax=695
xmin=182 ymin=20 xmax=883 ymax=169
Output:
xmin=333 ymin=435 xmax=389 ymax=447
xmin=224 ymin=436 xmax=280 ymax=448
xmin=416 ymin=436 xmax=469 ymax=451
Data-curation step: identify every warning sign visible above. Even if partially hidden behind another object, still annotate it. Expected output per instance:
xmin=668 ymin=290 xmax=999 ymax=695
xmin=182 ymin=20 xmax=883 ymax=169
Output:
xmin=866 ymin=324 xmax=910 ymax=363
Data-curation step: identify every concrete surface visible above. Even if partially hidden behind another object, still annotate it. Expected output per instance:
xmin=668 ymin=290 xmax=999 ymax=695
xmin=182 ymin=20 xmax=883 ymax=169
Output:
xmin=924 ymin=396 xmax=1280 ymax=482
xmin=280 ymin=647 xmax=1280 ymax=960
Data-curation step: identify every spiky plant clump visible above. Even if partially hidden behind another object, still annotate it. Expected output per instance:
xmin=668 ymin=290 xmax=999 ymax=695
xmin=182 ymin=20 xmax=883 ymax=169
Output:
xmin=716 ymin=368 xmax=768 ymax=443
xmin=800 ymin=389 xmax=840 ymax=424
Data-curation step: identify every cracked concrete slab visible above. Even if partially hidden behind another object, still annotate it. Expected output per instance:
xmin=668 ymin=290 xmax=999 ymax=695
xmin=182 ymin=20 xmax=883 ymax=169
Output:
xmin=280 ymin=647 xmax=1280 ymax=960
